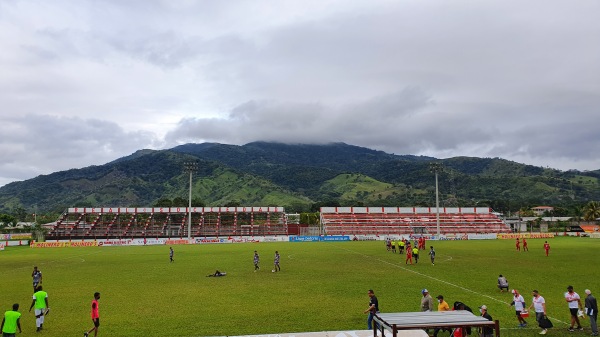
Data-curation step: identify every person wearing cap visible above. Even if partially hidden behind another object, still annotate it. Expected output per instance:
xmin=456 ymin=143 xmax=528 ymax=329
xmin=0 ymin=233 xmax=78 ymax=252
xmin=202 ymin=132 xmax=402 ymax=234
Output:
xmin=497 ymin=275 xmax=509 ymax=292
xmin=509 ymin=289 xmax=528 ymax=327
xmin=421 ymin=289 xmax=434 ymax=312
xmin=432 ymin=295 xmax=451 ymax=337
xmin=479 ymin=305 xmax=494 ymax=337
xmin=565 ymin=285 xmax=583 ymax=332
xmin=364 ymin=289 xmax=379 ymax=330
xmin=528 ymin=290 xmax=548 ymax=335
xmin=584 ymin=289 xmax=598 ymax=336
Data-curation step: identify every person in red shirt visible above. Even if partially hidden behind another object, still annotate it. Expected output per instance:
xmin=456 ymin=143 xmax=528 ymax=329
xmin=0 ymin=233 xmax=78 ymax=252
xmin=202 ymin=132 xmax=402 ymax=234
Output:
xmin=405 ymin=244 xmax=413 ymax=265
xmin=516 ymin=238 xmax=521 ymax=251
xmin=522 ymin=238 xmax=528 ymax=252
xmin=543 ymin=241 xmax=550 ymax=256
xmin=84 ymin=292 xmax=100 ymax=337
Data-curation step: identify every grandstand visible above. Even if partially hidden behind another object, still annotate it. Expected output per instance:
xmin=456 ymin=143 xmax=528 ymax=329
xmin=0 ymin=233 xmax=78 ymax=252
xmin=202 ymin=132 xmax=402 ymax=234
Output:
xmin=46 ymin=207 xmax=287 ymax=240
xmin=320 ymin=207 xmax=511 ymax=235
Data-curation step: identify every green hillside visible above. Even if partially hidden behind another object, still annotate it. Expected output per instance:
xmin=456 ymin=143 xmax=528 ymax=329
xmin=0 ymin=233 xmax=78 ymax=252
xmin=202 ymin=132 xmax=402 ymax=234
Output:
xmin=0 ymin=142 xmax=599 ymax=215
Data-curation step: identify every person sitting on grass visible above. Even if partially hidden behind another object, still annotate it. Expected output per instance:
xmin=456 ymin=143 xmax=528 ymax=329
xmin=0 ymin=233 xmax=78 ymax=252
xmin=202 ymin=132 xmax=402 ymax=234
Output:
xmin=207 ymin=270 xmax=226 ymax=277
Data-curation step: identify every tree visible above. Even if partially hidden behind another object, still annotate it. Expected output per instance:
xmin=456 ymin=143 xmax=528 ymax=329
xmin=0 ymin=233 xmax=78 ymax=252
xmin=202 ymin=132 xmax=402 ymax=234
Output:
xmin=154 ymin=198 xmax=173 ymax=207
xmin=583 ymin=201 xmax=600 ymax=221
xmin=0 ymin=213 xmax=17 ymax=227
xmin=172 ymin=197 xmax=188 ymax=207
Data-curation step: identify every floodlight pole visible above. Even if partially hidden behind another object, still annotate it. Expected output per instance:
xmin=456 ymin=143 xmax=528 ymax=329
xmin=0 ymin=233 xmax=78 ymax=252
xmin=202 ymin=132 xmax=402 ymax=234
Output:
xmin=183 ymin=161 xmax=199 ymax=240
xmin=429 ymin=163 xmax=443 ymax=236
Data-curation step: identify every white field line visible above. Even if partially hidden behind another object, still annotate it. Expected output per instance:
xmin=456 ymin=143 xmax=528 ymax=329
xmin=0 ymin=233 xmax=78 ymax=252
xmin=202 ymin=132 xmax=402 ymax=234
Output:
xmin=338 ymin=246 xmax=569 ymax=326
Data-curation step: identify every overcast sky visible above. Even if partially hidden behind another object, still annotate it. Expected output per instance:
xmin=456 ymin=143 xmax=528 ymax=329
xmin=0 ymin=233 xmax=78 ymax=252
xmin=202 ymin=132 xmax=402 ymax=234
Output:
xmin=1 ymin=0 xmax=599 ymax=187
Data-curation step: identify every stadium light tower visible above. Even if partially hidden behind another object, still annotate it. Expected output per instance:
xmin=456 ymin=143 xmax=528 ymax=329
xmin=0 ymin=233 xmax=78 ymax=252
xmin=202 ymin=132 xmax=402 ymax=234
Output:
xmin=183 ymin=161 xmax=199 ymax=240
xmin=429 ymin=162 xmax=443 ymax=236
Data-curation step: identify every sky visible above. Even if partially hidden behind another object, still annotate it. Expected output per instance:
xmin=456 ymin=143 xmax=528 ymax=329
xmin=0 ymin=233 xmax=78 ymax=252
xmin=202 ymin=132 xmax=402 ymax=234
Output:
xmin=1 ymin=0 xmax=599 ymax=187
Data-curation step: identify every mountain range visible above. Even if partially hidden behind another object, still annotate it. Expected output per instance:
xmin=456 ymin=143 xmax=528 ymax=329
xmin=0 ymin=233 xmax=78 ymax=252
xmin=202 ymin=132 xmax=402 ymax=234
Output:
xmin=1 ymin=142 xmax=599 ymax=214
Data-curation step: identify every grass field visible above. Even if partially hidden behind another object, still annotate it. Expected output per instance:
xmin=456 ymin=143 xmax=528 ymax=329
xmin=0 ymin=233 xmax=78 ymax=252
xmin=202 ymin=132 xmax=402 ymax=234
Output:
xmin=1 ymin=237 xmax=599 ymax=337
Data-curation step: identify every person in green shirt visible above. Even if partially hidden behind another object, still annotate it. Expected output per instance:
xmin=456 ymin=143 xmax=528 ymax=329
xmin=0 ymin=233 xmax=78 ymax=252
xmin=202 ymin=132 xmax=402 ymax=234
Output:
xmin=29 ymin=286 xmax=49 ymax=332
xmin=1 ymin=303 xmax=22 ymax=337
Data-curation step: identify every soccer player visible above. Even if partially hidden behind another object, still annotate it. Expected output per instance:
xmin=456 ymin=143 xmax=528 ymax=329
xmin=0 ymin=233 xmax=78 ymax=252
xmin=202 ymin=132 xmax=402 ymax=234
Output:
xmin=565 ymin=285 xmax=583 ymax=332
xmin=1 ymin=303 xmax=22 ymax=337
xmin=253 ymin=250 xmax=260 ymax=271
xmin=516 ymin=238 xmax=520 ymax=252
xmin=522 ymin=238 xmax=529 ymax=251
xmin=363 ymin=289 xmax=379 ymax=330
xmin=528 ymin=290 xmax=548 ymax=335
xmin=29 ymin=286 xmax=49 ymax=332
xmin=429 ymin=246 xmax=436 ymax=265
xmin=391 ymin=240 xmax=396 ymax=253
xmin=32 ymin=266 xmax=42 ymax=293
xmin=544 ymin=241 xmax=550 ymax=256
xmin=412 ymin=246 xmax=419 ymax=264
xmin=510 ymin=289 xmax=528 ymax=327
xmin=405 ymin=244 xmax=413 ymax=264
xmin=84 ymin=292 xmax=100 ymax=337
xmin=273 ymin=251 xmax=281 ymax=272
xmin=169 ymin=247 xmax=174 ymax=263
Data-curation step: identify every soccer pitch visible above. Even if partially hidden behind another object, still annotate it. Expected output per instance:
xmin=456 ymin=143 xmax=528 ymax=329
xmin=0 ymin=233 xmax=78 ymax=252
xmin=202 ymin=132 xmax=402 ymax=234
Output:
xmin=1 ymin=237 xmax=598 ymax=337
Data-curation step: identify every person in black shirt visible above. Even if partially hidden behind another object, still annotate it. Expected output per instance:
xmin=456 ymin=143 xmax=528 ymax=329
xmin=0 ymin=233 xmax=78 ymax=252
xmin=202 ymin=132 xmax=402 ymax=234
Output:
xmin=479 ymin=305 xmax=494 ymax=337
xmin=364 ymin=289 xmax=379 ymax=330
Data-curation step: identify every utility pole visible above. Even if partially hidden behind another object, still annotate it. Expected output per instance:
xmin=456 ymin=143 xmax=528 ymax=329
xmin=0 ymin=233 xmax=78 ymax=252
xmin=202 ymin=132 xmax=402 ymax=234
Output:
xmin=429 ymin=162 xmax=443 ymax=236
xmin=183 ymin=161 xmax=199 ymax=240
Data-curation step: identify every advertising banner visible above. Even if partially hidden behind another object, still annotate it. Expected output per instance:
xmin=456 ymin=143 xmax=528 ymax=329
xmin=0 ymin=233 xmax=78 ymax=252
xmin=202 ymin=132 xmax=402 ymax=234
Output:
xmin=165 ymin=239 xmax=193 ymax=245
xmin=30 ymin=241 xmax=99 ymax=248
xmin=97 ymin=239 xmax=133 ymax=247
xmin=289 ymin=236 xmax=350 ymax=242
xmin=289 ymin=236 xmax=322 ymax=242
xmin=1 ymin=233 xmax=33 ymax=240
xmin=497 ymin=233 xmax=555 ymax=239
xmin=467 ymin=233 xmax=498 ymax=240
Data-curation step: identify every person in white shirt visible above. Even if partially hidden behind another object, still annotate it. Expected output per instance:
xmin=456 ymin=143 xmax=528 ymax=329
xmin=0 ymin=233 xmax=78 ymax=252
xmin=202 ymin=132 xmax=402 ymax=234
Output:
xmin=565 ymin=285 xmax=583 ymax=332
xmin=528 ymin=290 xmax=548 ymax=335
xmin=510 ymin=289 xmax=528 ymax=327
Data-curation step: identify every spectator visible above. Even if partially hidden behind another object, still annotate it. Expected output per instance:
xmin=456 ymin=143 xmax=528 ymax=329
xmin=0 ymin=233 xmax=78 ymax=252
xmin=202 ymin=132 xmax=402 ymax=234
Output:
xmin=433 ymin=295 xmax=451 ymax=337
xmin=364 ymin=289 xmax=380 ymax=330
xmin=584 ymin=289 xmax=598 ymax=336
xmin=421 ymin=289 xmax=434 ymax=312
xmin=479 ymin=305 xmax=494 ymax=337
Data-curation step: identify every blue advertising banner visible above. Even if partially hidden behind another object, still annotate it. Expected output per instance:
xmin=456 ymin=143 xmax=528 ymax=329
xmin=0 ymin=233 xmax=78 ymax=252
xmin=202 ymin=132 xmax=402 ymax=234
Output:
xmin=289 ymin=236 xmax=350 ymax=242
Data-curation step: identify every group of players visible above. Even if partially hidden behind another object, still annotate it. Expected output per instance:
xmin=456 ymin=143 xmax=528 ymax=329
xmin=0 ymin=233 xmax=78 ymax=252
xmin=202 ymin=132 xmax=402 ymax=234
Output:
xmin=0 ymin=266 xmax=100 ymax=337
xmin=253 ymin=250 xmax=281 ymax=272
xmin=385 ymin=237 xmax=436 ymax=265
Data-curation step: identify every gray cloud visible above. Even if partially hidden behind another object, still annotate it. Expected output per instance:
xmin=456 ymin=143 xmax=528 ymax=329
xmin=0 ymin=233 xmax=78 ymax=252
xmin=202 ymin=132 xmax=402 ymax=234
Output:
xmin=0 ymin=114 xmax=158 ymax=186
xmin=1 ymin=0 xmax=600 ymax=187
